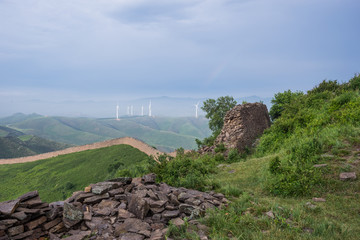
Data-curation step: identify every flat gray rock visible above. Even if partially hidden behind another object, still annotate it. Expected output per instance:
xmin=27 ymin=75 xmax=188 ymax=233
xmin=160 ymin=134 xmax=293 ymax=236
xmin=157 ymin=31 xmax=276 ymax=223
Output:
xmin=0 ymin=199 xmax=20 ymax=215
xmin=128 ymin=195 xmax=149 ymax=219
xmin=119 ymin=232 xmax=145 ymax=240
xmin=340 ymin=172 xmax=357 ymax=181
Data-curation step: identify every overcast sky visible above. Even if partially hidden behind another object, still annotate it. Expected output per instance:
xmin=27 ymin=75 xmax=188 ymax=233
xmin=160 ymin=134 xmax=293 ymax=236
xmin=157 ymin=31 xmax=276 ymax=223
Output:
xmin=1 ymin=0 xmax=359 ymax=108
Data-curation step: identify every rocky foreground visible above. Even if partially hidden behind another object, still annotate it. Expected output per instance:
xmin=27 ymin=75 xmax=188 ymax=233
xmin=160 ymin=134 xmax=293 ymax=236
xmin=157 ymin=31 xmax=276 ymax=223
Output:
xmin=0 ymin=174 xmax=228 ymax=240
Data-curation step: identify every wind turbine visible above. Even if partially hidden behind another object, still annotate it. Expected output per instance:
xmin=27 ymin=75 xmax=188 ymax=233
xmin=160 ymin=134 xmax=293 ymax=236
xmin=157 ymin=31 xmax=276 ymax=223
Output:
xmin=116 ymin=103 xmax=119 ymax=120
xmin=149 ymin=100 xmax=152 ymax=117
xmin=195 ymin=102 xmax=200 ymax=118
xmin=141 ymin=105 xmax=144 ymax=116
xmin=131 ymin=105 xmax=134 ymax=116
xmin=127 ymin=106 xmax=130 ymax=115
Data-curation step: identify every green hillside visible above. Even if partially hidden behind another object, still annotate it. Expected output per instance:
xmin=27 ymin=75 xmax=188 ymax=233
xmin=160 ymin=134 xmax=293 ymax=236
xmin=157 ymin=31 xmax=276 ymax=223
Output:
xmin=0 ymin=126 xmax=72 ymax=158
xmin=1 ymin=115 xmax=210 ymax=152
xmin=150 ymin=75 xmax=360 ymax=239
xmin=0 ymin=144 xmax=148 ymax=202
xmin=0 ymin=113 xmax=42 ymax=125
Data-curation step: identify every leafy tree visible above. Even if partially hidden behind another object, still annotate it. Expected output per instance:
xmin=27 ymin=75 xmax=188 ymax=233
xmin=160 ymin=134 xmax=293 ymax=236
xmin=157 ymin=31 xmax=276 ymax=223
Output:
xmin=201 ymin=96 xmax=237 ymax=133
xmin=269 ymin=90 xmax=303 ymax=121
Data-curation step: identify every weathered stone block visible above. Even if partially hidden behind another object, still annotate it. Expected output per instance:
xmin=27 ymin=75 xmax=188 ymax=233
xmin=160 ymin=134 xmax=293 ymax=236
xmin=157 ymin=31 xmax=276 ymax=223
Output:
xmin=17 ymin=191 xmax=39 ymax=202
xmin=149 ymin=200 xmax=167 ymax=208
xmin=0 ymin=199 xmax=20 ymax=215
xmin=142 ymin=174 xmax=156 ymax=184
xmin=0 ymin=219 xmax=18 ymax=226
xmin=162 ymin=210 xmax=180 ymax=219
xmin=26 ymin=216 xmax=47 ymax=230
xmin=7 ymin=225 xmax=24 ymax=236
xmin=115 ymin=218 xmax=151 ymax=237
xmin=19 ymin=196 xmax=42 ymax=208
xmin=43 ymin=218 xmax=62 ymax=230
xmin=10 ymin=211 xmax=28 ymax=221
xmin=118 ymin=209 xmax=135 ymax=219
xmin=128 ymin=195 xmax=150 ymax=220
xmin=63 ymin=202 xmax=83 ymax=221
xmin=83 ymin=193 xmax=109 ymax=204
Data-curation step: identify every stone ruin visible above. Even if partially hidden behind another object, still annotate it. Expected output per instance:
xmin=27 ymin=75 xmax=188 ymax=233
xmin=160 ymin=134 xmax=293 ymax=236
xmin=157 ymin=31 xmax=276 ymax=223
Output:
xmin=200 ymin=102 xmax=271 ymax=153
xmin=0 ymin=174 xmax=228 ymax=240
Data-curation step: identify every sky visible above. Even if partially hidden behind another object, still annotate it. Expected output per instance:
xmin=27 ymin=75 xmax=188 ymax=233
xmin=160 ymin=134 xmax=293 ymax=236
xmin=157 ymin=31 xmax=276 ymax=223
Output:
xmin=0 ymin=0 xmax=359 ymax=117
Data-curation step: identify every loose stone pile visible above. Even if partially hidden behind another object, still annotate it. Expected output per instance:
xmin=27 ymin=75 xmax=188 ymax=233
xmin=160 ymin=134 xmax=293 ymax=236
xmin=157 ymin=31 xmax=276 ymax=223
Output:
xmin=0 ymin=174 xmax=228 ymax=240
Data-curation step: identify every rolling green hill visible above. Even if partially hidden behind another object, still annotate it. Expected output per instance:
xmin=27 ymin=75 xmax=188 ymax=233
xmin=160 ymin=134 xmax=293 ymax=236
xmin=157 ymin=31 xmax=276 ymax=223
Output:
xmin=0 ymin=144 xmax=148 ymax=202
xmin=0 ymin=126 xmax=72 ymax=158
xmin=1 ymin=115 xmax=211 ymax=152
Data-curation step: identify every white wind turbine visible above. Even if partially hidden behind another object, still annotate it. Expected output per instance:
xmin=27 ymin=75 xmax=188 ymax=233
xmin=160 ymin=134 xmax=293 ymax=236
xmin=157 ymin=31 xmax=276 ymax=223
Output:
xmin=116 ymin=103 xmax=119 ymax=120
xmin=149 ymin=100 xmax=152 ymax=117
xmin=131 ymin=105 xmax=134 ymax=116
xmin=141 ymin=105 xmax=144 ymax=116
xmin=195 ymin=102 xmax=200 ymax=118
xmin=127 ymin=106 xmax=130 ymax=115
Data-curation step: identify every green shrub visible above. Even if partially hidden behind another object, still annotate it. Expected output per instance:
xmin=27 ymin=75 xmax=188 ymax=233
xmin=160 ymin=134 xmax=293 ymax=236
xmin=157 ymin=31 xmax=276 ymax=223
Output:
xmin=214 ymin=143 xmax=226 ymax=153
xmin=269 ymin=90 xmax=303 ymax=121
xmin=65 ymin=182 xmax=75 ymax=190
xmin=269 ymin=156 xmax=281 ymax=174
xmin=345 ymin=74 xmax=360 ymax=90
xmin=148 ymin=152 xmax=217 ymax=191
xmin=227 ymin=148 xmax=242 ymax=163
xmin=214 ymin=153 xmax=225 ymax=162
xmin=308 ymin=80 xmax=342 ymax=94
xmin=195 ymin=130 xmax=220 ymax=148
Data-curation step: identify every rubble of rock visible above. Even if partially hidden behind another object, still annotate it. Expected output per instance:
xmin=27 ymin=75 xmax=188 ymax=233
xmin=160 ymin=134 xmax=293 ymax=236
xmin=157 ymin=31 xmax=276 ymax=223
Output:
xmin=0 ymin=174 xmax=228 ymax=240
xmin=201 ymin=103 xmax=270 ymax=154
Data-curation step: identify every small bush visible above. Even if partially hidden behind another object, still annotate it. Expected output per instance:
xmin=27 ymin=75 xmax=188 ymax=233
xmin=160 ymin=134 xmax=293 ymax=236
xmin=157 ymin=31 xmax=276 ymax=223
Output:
xmin=269 ymin=156 xmax=281 ymax=174
xmin=308 ymin=80 xmax=342 ymax=94
xmin=65 ymin=182 xmax=75 ymax=190
xmin=148 ymin=152 xmax=217 ymax=191
xmin=227 ymin=148 xmax=242 ymax=163
xmin=345 ymin=74 xmax=360 ymax=90
xmin=214 ymin=153 xmax=225 ymax=162
xmin=214 ymin=143 xmax=226 ymax=153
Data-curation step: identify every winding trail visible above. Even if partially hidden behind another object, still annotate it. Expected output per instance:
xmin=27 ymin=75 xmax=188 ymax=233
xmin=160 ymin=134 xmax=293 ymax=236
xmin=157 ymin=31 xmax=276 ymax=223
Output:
xmin=0 ymin=137 xmax=176 ymax=165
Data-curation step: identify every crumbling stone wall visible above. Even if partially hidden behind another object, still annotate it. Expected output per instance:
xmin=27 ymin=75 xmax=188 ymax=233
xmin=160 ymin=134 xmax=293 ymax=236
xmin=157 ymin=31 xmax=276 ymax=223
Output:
xmin=215 ymin=102 xmax=271 ymax=152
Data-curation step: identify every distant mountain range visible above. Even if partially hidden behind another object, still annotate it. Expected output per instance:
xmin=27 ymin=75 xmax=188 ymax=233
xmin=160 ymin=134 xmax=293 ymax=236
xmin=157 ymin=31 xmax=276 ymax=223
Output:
xmin=0 ymin=96 xmax=272 ymax=118
xmin=0 ymin=113 xmax=212 ymax=153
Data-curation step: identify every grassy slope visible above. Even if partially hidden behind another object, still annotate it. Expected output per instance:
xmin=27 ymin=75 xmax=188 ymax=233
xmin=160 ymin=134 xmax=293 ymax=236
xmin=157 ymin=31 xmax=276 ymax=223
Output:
xmin=4 ymin=116 xmax=210 ymax=151
xmin=201 ymin=78 xmax=360 ymax=239
xmin=0 ymin=144 xmax=148 ymax=202
xmin=0 ymin=126 xmax=72 ymax=158
xmin=206 ymin=153 xmax=360 ymax=239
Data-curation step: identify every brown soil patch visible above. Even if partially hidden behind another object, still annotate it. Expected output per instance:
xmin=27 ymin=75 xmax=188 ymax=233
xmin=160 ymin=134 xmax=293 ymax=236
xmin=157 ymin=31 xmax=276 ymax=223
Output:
xmin=0 ymin=137 xmax=176 ymax=165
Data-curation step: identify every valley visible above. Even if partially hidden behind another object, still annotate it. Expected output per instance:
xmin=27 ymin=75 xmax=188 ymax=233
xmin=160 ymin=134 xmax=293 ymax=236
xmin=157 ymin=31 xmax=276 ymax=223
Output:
xmin=0 ymin=114 xmax=211 ymax=154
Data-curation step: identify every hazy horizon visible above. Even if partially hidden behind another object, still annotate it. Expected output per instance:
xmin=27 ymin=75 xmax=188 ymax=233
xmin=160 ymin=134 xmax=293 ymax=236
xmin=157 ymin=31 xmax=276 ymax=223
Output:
xmin=0 ymin=95 xmax=272 ymax=118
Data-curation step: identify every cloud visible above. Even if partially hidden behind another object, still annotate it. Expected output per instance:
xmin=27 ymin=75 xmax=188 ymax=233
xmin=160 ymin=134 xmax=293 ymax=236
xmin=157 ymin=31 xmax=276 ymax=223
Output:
xmin=0 ymin=0 xmax=358 ymax=104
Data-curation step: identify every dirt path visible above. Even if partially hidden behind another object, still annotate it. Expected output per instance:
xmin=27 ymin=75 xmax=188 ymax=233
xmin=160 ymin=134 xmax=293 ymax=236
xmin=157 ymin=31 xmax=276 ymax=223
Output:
xmin=0 ymin=137 xmax=176 ymax=165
